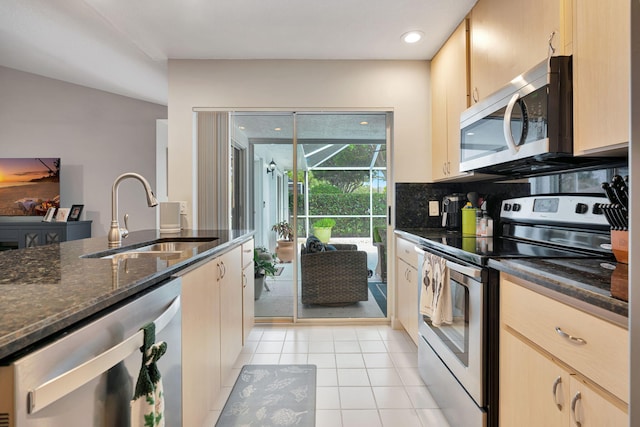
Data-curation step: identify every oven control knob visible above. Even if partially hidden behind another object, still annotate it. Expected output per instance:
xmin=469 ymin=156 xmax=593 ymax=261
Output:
xmin=503 ymin=203 xmax=512 ymax=211
xmin=575 ymin=203 xmax=589 ymax=214
xmin=512 ymin=203 xmax=521 ymax=212
xmin=592 ymin=204 xmax=604 ymax=215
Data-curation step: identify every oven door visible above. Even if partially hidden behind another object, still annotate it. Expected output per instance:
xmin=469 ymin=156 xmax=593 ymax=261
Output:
xmin=416 ymin=247 xmax=485 ymax=407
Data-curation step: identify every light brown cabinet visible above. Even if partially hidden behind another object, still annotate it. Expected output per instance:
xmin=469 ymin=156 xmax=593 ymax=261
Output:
xmin=241 ymin=239 xmax=255 ymax=343
xmin=501 ymin=329 xmax=569 ymax=427
xmin=500 ymin=274 xmax=628 ymax=426
xmin=431 ymin=19 xmax=468 ymax=181
xmin=181 ymin=256 xmax=221 ymax=427
xmin=469 ymin=0 xmax=570 ymax=103
xmin=219 ymin=246 xmax=243 ymax=385
xmin=180 ymin=241 xmax=249 ymax=426
xmin=572 ymin=0 xmax=630 ymax=155
xmin=395 ymin=236 xmax=419 ymax=344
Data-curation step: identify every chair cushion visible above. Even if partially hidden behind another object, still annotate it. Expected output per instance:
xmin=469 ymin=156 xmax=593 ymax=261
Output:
xmin=305 ymin=235 xmax=326 ymax=253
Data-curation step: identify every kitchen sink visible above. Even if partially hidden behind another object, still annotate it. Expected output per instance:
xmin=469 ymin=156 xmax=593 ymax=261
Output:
xmin=81 ymin=237 xmax=218 ymax=260
xmin=120 ymin=241 xmax=209 ymax=254
xmin=103 ymin=251 xmax=184 ymax=261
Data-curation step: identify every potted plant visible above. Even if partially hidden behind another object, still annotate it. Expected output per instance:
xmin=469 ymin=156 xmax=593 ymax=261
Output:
xmin=312 ymin=218 xmax=336 ymax=243
xmin=272 ymin=221 xmax=295 ymax=262
xmin=254 ymin=248 xmax=276 ymax=300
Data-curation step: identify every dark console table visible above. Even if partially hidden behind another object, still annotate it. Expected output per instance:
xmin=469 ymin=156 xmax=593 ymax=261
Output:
xmin=0 ymin=219 xmax=92 ymax=250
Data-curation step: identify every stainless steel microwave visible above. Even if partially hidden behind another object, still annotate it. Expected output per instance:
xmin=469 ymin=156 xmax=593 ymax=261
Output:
xmin=459 ymin=56 xmax=573 ymax=176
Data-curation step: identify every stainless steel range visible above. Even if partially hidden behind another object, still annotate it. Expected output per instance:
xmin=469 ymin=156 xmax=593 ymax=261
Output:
xmin=408 ymin=194 xmax=614 ymax=427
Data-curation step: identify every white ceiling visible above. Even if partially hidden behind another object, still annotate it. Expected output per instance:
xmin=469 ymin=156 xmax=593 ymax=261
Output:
xmin=0 ymin=0 xmax=476 ymax=105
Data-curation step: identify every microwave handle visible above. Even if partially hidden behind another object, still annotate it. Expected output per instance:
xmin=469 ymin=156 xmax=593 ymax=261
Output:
xmin=503 ymin=93 xmax=528 ymax=155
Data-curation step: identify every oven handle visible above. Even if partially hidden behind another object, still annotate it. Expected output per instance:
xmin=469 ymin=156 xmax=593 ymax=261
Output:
xmin=415 ymin=246 xmax=482 ymax=279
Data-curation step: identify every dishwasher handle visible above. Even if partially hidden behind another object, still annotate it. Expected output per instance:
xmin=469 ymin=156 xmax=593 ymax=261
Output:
xmin=27 ymin=295 xmax=181 ymax=414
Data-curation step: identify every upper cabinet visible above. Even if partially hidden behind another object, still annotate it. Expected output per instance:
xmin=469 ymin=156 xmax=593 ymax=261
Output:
xmin=573 ymin=0 xmax=630 ymax=155
xmin=431 ymin=19 xmax=469 ymax=181
xmin=469 ymin=0 xmax=571 ymax=103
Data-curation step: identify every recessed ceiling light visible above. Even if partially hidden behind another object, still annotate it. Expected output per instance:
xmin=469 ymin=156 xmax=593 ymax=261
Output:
xmin=274 ymin=127 xmax=282 ymax=131
xmin=402 ymin=31 xmax=424 ymax=44
xmin=238 ymin=126 xmax=245 ymax=130
xmin=360 ymin=121 xmax=369 ymax=125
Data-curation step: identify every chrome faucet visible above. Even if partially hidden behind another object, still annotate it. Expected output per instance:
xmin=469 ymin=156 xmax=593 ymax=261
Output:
xmin=108 ymin=172 xmax=158 ymax=247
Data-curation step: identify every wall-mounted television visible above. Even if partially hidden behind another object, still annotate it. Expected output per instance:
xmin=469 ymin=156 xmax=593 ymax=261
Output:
xmin=0 ymin=158 xmax=60 ymax=216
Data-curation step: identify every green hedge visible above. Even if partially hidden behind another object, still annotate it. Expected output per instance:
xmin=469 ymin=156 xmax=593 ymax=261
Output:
xmin=291 ymin=192 xmax=386 ymax=238
xmin=296 ymin=217 xmax=386 ymax=238
xmin=292 ymin=193 xmax=386 ymax=215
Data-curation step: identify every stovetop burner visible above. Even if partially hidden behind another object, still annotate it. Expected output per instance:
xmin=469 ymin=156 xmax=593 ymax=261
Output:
xmin=406 ymin=194 xmax=616 ymax=266
xmin=405 ymin=229 xmax=613 ymax=267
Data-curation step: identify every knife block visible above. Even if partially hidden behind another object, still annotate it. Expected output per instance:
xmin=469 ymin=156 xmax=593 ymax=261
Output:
xmin=611 ymin=230 xmax=628 ymax=264
xmin=610 ymin=262 xmax=628 ymax=302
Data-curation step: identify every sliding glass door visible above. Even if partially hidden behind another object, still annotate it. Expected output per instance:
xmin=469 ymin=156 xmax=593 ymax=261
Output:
xmin=231 ymin=113 xmax=295 ymax=318
xmin=205 ymin=111 xmax=389 ymax=321
xmin=295 ymin=113 xmax=388 ymax=319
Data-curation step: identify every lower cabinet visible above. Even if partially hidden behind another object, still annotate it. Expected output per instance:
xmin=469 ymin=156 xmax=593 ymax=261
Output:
xmin=219 ymin=246 xmax=243 ymax=385
xmin=395 ymin=236 xmax=419 ymax=345
xmin=181 ymin=255 xmax=221 ymax=427
xmin=241 ymin=239 xmax=255 ymax=344
xmin=500 ymin=274 xmax=628 ymax=426
xmin=396 ymin=258 xmax=418 ymax=345
xmin=0 ymin=220 xmax=91 ymax=249
xmin=180 ymin=241 xmax=248 ymax=427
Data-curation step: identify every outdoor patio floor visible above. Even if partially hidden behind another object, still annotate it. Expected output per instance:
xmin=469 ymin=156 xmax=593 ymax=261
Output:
xmin=255 ymin=238 xmax=387 ymax=319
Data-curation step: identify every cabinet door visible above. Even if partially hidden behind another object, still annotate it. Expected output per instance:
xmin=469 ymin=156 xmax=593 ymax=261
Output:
xmin=445 ymin=20 xmax=468 ymax=179
xmin=431 ymin=19 xmax=468 ymax=181
xmin=219 ymin=246 xmax=243 ymax=385
xmin=21 ymin=226 xmax=64 ymax=248
xmin=470 ymin=0 xmax=567 ymax=102
xmin=396 ymin=258 xmax=418 ymax=344
xmin=396 ymin=258 xmax=409 ymax=333
xmin=242 ymin=264 xmax=255 ymax=344
xmin=181 ymin=257 xmax=220 ymax=427
xmin=573 ymin=0 xmax=630 ymax=154
xmin=22 ymin=229 xmax=42 ymax=248
xmin=569 ymin=376 xmax=627 ymax=427
xmin=405 ymin=264 xmax=419 ymax=345
xmin=241 ymin=239 xmax=255 ymax=343
xmin=500 ymin=329 xmax=569 ymax=427
xmin=431 ymin=42 xmax=449 ymax=181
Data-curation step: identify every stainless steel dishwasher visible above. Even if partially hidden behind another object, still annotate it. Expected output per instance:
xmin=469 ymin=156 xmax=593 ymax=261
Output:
xmin=0 ymin=277 xmax=182 ymax=427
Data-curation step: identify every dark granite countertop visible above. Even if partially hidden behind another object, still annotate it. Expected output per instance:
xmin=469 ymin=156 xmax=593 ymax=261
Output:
xmin=0 ymin=229 xmax=254 ymax=362
xmin=395 ymin=228 xmax=628 ymax=328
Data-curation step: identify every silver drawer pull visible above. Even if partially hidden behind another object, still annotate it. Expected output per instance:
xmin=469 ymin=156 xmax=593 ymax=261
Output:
xmin=551 ymin=376 xmax=563 ymax=410
xmin=571 ymin=391 xmax=582 ymax=427
xmin=555 ymin=327 xmax=587 ymax=345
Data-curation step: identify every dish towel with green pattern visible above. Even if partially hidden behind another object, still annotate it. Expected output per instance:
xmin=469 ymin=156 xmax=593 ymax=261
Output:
xmin=131 ymin=322 xmax=168 ymax=427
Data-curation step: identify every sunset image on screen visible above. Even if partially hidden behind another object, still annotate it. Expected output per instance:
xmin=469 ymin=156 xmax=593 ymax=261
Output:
xmin=0 ymin=158 xmax=60 ymax=216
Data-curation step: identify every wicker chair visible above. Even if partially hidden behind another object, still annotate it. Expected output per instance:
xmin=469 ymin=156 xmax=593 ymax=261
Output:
xmin=300 ymin=243 xmax=369 ymax=305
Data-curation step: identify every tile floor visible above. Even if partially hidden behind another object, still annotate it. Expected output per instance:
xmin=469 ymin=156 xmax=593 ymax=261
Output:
xmin=207 ymin=324 xmax=450 ymax=427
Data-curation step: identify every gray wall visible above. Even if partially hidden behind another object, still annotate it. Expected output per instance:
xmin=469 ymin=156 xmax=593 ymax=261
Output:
xmin=0 ymin=66 xmax=167 ymax=237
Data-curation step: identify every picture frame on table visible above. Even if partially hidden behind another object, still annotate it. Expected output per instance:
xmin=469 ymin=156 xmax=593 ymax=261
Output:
xmin=42 ymin=207 xmax=57 ymax=222
xmin=55 ymin=207 xmax=70 ymax=222
xmin=68 ymin=204 xmax=84 ymax=221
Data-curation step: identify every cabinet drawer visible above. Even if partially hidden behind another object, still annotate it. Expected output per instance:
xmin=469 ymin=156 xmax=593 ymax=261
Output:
xmin=396 ymin=237 xmax=418 ymax=267
xmin=241 ymin=239 xmax=254 ymax=269
xmin=501 ymin=276 xmax=628 ymax=403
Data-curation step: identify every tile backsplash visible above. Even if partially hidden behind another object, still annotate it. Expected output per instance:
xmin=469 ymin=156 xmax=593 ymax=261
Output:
xmin=395 ymin=181 xmax=531 ymax=232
